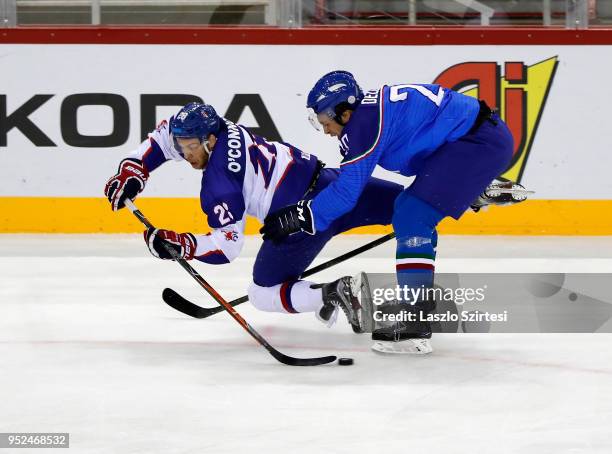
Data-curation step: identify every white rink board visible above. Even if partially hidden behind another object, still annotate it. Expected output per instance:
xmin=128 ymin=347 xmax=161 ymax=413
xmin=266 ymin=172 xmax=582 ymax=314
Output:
xmin=0 ymin=44 xmax=611 ymax=198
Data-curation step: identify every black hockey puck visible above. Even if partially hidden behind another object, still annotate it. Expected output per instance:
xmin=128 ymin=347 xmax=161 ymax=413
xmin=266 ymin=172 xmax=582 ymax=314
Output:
xmin=338 ymin=357 xmax=354 ymax=366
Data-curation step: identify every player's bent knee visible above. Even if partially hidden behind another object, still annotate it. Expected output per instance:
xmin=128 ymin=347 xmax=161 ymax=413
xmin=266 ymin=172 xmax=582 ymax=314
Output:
xmin=248 ymin=282 xmax=282 ymax=312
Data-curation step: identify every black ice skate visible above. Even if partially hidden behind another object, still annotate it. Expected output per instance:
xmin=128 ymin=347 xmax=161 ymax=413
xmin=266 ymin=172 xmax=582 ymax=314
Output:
xmin=317 ymin=276 xmax=363 ymax=333
xmin=470 ymin=180 xmax=534 ymax=212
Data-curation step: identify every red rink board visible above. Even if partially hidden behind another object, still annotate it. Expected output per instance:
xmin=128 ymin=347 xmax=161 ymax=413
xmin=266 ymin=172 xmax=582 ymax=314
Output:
xmin=1 ymin=26 xmax=612 ymax=45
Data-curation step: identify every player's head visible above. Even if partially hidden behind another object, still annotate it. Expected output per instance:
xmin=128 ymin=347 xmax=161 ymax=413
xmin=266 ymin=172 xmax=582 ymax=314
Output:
xmin=306 ymin=70 xmax=363 ymax=137
xmin=170 ymin=102 xmax=221 ymax=169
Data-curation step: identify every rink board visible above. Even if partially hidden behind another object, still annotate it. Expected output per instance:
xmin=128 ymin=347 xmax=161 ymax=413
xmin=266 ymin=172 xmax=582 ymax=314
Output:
xmin=1 ymin=29 xmax=610 ymax=233
xmin=1 ymin=197 xmax=612 ymax=235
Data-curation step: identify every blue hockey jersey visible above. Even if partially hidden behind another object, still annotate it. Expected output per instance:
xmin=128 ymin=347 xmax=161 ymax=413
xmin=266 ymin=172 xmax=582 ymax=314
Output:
xmin=311 ymin=84 xmax=480 ymax=231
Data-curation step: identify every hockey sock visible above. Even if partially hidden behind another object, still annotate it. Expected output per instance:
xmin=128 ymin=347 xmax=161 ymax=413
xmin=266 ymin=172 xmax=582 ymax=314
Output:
xmin=248 ymin=281 xmax=323 ymax=314
xmin=392 ymin=194 xmax=444 ymax=301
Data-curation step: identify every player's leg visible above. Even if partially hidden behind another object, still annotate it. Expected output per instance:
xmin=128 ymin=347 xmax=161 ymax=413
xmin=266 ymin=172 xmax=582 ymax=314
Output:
xmin=368 ymin=193 xmax=443 ymax=354
xmin=409 ymin=116 xmax=515 ymax=221
xmin=374 ymin=116 xmax=514 ymax=354
xmin=249 ymin=228 xmax=362 ymax=330
xmin=250 ymin=229 xmax=332 ymax=308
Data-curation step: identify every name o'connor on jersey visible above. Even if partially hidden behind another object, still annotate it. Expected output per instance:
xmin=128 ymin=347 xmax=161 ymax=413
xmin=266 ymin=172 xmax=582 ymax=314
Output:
xmin=130 ymin=117 xmax=319 ymax=265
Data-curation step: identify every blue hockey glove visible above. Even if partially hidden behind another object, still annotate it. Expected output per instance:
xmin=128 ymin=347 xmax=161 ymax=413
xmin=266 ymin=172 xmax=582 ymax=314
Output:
xmin=261 ymin=200 xmax=316 ymax=242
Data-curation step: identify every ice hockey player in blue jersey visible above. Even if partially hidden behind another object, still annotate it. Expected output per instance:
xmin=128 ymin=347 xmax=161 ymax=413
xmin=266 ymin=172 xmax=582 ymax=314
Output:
xmin=103 ymin=102 xmax=406 ymax=332
xmin=261 ymin=71 xmax=515 ymax=354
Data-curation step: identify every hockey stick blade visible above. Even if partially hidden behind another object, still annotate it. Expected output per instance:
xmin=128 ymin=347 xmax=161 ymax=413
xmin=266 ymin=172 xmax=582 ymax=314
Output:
xmin=163 ymin=287 xmax=228 ymax=319
xmin=271 ymin=350 xmax=337 ymax=366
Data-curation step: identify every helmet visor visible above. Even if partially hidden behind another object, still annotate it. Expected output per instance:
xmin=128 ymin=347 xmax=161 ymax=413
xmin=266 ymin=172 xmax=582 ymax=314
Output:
xmin=307 ymin=108 xmax=322 ymax=132
xmin=172 ymin=133 xmax=207 ymax=158
xmin=170 ymin=132 xmax=187 ymax=157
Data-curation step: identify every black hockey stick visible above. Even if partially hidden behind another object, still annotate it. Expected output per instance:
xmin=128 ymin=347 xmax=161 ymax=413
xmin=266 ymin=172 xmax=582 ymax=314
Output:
xmin=124 ymin=199 xmax=337 ymax=366
xmin=163 ymin=232 xmax=396 ymax=319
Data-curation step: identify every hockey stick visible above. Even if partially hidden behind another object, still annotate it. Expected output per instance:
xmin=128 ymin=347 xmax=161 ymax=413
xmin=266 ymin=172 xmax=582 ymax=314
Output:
xmin=162 ymin=232 xmax=396 ymax=319
xmin=124 ymin=199 xmax=337 ymax=366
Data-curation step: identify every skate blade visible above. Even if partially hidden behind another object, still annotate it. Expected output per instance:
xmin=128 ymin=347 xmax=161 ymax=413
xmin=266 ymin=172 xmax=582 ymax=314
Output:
xmin=371 ymin=339 xmax=433 ymax=355
xmin=352 ymin=271 xmax=373 ymax=334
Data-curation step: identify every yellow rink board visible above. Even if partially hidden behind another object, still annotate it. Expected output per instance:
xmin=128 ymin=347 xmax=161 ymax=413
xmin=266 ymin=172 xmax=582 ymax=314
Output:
xmin=1 ymin=197 xmax=611 ymax=235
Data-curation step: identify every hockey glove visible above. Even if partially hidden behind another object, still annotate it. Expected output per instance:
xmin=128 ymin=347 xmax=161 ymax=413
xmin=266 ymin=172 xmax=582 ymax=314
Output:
xmin=104 ymin=158 xmax=149 ymax=211
xmin=260 ymin=199 xmax=316 ymax=242
xmin=144 ymin=227 xmax=197 ymax=260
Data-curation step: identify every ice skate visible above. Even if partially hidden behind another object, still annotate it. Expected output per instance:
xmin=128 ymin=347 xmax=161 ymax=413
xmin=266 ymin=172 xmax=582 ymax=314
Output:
xmin=471 ymin=180 xmax=534 ymax=212
xmin=317 ymin=276 xmax=363 ymax=332
xmin=371 ymin=298 xmax=435 ymax=355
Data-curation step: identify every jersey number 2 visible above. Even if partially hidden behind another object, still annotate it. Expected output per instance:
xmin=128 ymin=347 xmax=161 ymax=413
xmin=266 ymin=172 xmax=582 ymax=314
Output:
xmin=214 ymin=202 xmax=234 ymax=226
xmin=248 ymin=140 xmax=277 ymax=189
xmin=389 ymin=84 xmax=444 ymax=106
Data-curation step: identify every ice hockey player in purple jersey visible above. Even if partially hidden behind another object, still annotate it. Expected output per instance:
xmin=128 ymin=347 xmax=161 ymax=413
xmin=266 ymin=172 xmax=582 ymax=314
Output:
xmin=103 ymin=102 xmax=405 ymax=332
xmin=261 ymin=71 xmax=515 ymax=355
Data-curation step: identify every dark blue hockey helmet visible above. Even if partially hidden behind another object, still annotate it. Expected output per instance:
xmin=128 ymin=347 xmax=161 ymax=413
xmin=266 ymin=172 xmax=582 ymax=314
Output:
xmin=306 ymin=70 xmax=363 ymax=130
xmin=170 ymin=102 xmax=221 ymax=155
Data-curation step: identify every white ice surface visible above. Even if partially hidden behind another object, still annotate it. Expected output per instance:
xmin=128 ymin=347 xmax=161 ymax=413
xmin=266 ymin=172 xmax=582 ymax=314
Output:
xmin=2 ymin=235 xmax=612 ymax=454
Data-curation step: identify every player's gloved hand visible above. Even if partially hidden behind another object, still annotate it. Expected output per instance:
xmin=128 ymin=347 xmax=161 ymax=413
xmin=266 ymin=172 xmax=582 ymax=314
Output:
xmin=260 ymin=199 xmax=316 ymax=242
xmin=144 ymin=227 xmax=197 ymax=260
xmin=104 ymin=158 xmax=149 ymax=211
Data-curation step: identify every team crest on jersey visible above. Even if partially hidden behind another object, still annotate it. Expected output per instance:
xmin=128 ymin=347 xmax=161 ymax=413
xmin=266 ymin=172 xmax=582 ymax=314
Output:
xmin=222 ymin=229 xmax=239 ymax=242
xmin=434 ymin=57 xmax=558 ymax=182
